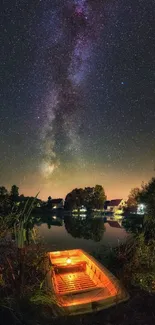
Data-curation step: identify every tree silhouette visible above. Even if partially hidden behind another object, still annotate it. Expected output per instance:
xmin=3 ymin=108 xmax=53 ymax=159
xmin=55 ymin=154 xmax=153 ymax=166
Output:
xmin=64 ymin=215 xmax=105 ymax=242
xmin=65 ymin=185 xmax=106 ymax=211
xmin=47 ymin=196 xmax=53 ymax=208
xmin=0 ymin=186 xmax=8 ymax=197
xmin=138 ymin=177 xmax=155 ymax=240
xmin=64 ymin=188 xmax=85 ymax=211
xmin=93 ymin=185 xmax=107 ymax=209
xmin=10 ymin=185 xmax=19 ymax=200
xmin=0 ymin=186 xmax=11 ymax=215
xmin=122 ymin=216 xmax=143 ymax=234
xmin=127 ymin=187 xmax=141 ymax=207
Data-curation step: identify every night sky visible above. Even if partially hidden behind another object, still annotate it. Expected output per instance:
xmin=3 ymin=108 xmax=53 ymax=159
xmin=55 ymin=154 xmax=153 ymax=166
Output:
xmin=1 ymin=0 xmax=155 ymax=200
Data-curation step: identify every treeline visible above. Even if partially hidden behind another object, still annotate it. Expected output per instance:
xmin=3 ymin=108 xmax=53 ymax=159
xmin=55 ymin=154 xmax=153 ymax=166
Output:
xmin=126 ymin=177 xmax=155 ymax=240
xmin=64 ymin=215 xmax=105 ymax=242
xmin=0 ymin=185 xmax=41 ymax=216
xmin=127 ymin=177 xmax=155 ymax=210
xmin=0 ymin=185 xmax=19 ymax=199
xmin=64 ymin=185 xmax=106 ymax=211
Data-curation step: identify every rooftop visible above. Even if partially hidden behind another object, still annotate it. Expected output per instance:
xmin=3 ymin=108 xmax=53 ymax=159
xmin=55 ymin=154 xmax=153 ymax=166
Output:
xmin=52 ymin=198 xmax=63 ymax=204
xmin=107 ymin=199 xmax=122 ymax=207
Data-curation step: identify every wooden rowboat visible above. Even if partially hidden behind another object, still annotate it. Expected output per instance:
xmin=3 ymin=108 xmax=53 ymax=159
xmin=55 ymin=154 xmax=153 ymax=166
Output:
xmin=46 ymin=249 xmax=129 ymax=315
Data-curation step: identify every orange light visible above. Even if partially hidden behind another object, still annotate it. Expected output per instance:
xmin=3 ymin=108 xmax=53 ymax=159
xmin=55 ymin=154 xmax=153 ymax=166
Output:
xmin=66 ymin=258 xmax=71 ymax=264
xmin=48 ymin=249 xmax=129 ymax=313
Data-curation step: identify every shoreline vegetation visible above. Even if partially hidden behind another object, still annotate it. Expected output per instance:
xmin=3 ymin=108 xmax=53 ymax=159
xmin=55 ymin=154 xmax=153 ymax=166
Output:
xmin=0 ymin=177 xmax=155 ymax=324
xmin=1 ymin=232 xmax=155 ymax=325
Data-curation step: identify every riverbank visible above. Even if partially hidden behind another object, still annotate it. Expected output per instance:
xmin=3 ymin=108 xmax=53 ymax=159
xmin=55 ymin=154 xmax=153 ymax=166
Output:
xmin=1 ymin=244 xmax=155 ymax=325
xmin=54 ymin=288 xmax=155 ymax=325
xmin=1 ymin=286 xmax=154 ymax=325
xmin=0 ymin=216 xmax=154 ymax=325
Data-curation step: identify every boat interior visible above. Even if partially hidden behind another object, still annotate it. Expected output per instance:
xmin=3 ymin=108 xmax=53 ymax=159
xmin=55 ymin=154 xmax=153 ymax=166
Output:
xmin=49 ymin=249 xmax=121 ymax=307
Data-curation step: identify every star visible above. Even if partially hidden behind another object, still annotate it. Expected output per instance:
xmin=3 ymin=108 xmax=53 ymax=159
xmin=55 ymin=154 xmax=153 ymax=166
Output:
xmin=0 ymin=0 xmax=154 ymax=200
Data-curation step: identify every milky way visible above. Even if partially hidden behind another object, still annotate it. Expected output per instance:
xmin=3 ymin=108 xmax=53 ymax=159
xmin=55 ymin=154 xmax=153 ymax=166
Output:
xmin=40 ymin=0 xmax=104 ymax=178
xmin=1 ymin=0 xmax=155 ymax=199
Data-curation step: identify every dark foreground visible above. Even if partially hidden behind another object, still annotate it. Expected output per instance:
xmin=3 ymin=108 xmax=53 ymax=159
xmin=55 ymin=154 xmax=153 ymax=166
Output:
xmin=0 ymin=227 xmax=155 ymax=325
xmin=47 ymin=289 xmax=155 ymax=325
xmin=54 ymin=290 xmax=155 ymax=325
xmin=1 ymin=288 xmax=155 ymax=325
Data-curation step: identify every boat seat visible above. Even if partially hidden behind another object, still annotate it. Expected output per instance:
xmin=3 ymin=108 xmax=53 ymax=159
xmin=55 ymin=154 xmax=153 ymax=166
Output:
xmin=60 ymin=286 xmax=111 ymax=306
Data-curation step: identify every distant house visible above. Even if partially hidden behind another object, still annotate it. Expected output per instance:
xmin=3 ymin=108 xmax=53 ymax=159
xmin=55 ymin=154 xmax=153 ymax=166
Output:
xmin=52 ymin=198 xmax=64 ymax=209
xmin=104 ymin=201 xmax=110 ymax=210
xmin=104 ymin=199 xmax=126 ymax=214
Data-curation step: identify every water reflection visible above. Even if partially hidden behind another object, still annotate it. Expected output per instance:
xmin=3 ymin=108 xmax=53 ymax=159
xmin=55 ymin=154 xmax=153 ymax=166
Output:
xmin=64 ymin=215 xmax=105 ymax=242
xmin=122 ymin=215 xmax=143 ymax=234
xmin=36 ymin=213 xmax=128 ymax=251
xmin=35 ymin=215 xmax=63 ymax=228
xmin=34 ymin=212 xmax=143 ymax=237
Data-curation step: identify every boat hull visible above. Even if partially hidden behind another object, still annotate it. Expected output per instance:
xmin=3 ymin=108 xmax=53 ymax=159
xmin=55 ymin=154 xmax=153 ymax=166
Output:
xmin=46 ymin=249 xmax=129 ymax=315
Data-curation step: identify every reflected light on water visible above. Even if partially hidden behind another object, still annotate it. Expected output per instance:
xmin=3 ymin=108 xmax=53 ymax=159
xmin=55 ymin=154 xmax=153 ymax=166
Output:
xmin=37 ymin=216 xmax=129 ymax=253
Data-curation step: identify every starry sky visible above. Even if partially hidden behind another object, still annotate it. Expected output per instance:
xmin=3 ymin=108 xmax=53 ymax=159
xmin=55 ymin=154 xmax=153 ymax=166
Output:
xmin=1 ymin=0 xmax=155 ymax=200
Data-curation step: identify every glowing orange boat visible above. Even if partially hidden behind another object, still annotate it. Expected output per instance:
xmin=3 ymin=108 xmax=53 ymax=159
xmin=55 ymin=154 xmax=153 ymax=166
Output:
xmin=46 ymin=249 xmax=129 ymax=315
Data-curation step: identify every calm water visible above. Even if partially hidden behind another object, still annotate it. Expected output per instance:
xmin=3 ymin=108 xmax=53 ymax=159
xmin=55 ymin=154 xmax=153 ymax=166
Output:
xmin=37 ymin=214 xmax=129 ymax=254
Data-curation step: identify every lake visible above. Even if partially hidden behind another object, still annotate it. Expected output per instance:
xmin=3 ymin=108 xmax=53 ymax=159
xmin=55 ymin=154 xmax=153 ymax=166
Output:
xmin=37 ymin=214 xmax=129 ymax=254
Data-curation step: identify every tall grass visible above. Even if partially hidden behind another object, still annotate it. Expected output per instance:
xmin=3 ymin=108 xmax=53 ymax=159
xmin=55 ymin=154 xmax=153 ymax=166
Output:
xmin=0 ymin=196 xmax=62 ymax=323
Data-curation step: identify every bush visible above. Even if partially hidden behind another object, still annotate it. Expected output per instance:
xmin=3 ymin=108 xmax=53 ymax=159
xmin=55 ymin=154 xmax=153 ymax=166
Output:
xmin=0 ymin=199 xmax=62 ymax=324
xmin=115 ymin=234 xmax=155 ymax=292
xmin=95 ymin=234 xmax=155 ymax=293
